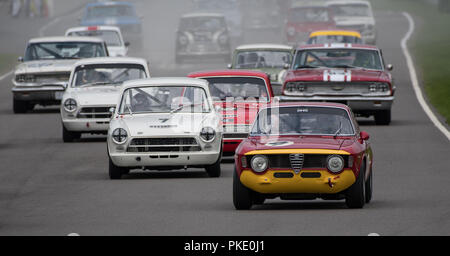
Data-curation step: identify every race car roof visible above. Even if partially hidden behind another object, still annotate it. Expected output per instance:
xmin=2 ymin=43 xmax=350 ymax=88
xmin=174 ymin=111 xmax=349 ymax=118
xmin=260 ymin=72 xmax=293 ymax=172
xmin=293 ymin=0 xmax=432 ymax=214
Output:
xmin=65 ymin=26 xmax=122 ymax=34
xmin=309 ymin=30 xmax=362 ymax=38
xmin=264 ymin=101 xmax=352 ymax=110
xmin=28 ymin=36 xmax=105 ymax=44
xmin=235 ymin=44 xmax=293 ymax=51
xmin=86 ymin=1 xmax=134 ymax=7
xmin=297 ymin=43 xmax=378 ymax=50
xmin=326 ymin=0 xmax=371 ymax=6
xmin=181 ymin=13 xmax=225 ymax=18
xmin=188 ymin=70 xmax=270 ymax=79
xmin=122 ymin=77 xmax=209 ymax=90
xmin=72 ymin=57 xmax=148 ymax=67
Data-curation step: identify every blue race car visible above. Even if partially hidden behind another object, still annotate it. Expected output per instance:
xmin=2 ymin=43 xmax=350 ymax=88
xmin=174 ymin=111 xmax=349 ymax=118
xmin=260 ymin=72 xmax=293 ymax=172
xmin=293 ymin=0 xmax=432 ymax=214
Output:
xmin=80 ymin=2 xmax=142 ymax=48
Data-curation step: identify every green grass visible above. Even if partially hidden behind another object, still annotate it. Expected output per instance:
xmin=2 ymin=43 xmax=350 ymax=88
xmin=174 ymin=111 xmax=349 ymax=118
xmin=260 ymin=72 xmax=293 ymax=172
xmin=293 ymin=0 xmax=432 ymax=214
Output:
xmin=0 ymin=54 xmax=17 ymax=74
xmin=370 ymin=0 xmax=450 ymax=124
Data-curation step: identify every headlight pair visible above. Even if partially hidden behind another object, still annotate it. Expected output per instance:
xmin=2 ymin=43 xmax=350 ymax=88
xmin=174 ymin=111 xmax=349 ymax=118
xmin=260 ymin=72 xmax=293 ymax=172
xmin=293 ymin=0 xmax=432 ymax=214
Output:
xmin=369 ymin=83 xmax=390 ymax=93
xmin=285 ymin=82 xmax=307 ymax=93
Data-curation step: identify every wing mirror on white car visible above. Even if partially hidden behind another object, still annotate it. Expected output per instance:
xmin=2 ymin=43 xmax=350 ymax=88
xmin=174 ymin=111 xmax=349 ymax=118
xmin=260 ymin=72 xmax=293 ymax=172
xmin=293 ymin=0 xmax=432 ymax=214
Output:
xmin=17 ymin=56 xmax=24 ymax=62
xmin=125 ymin=42 xmax=130 ymax=47
xmin=386 ymin=64 xmax=394 ymax=71
xmin=283 ymin=63 xmax=290 ymax=70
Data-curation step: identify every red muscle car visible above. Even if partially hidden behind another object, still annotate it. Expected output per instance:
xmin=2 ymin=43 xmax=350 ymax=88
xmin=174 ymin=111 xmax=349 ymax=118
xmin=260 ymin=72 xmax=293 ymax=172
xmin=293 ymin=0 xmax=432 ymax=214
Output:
xmin=188 ymin=70 xmax=274 ymax=154
xmin=233 ymin=102 xmax=373 ymax=209
xmin=281 ymin=43 xmax=395 ymax=125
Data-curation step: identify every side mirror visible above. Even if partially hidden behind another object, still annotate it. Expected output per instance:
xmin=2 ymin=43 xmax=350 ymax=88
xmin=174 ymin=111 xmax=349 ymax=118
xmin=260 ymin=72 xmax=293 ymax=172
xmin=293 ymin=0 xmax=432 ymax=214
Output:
xmin=124 ymin=42 xmax=130 ymax=47
xmin=62 ymin=82 xmax=68 ymax=89
xmin=360 ymin=131 xmax=370 ymax=141
xmin=109 ymin=107 xmax=116 ymax=115
xmin=18 ymin=56 xmax=24 ymax=62
xmin=386 ymin=64 xmax=393 ymax=71
xmin=215 ymin=105 xmax=222 ymax=112
xmin=283 ymin=63 xmax=290 ymax=70
xmin=227 ymin=63 xmax=232 ymax=69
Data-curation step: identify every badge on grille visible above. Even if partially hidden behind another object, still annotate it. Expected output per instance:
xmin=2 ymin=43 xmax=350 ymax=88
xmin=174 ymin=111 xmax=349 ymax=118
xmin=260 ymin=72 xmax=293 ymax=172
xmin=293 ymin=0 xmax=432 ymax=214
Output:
xmin=289 ymin=154 xmax=304 ymax=174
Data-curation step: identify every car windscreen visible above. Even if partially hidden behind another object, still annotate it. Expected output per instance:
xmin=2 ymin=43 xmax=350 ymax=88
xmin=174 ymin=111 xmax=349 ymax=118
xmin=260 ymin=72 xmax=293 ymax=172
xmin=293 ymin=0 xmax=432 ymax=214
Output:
xmin=308 ymin=35 xmax=363 ymax=44
xmin=68 ymin=30 xmax=122 ymax=46
xmin=235 ymin=50 xmax=292 ymax=69
xmin=288 ymin=7 xmax=330 ymax=22
xmin=293 ymin=48 xmax=383 ymax=70
xmin=24 ymin=42 xmax=107 ymax=61
xmin=201 ymin=77 xmax=269 ymax=102
xmin=86 ymin=5 xmax=135 ymax=19
xmin=72 ymin=64 xmax=146 ymax=87
xmin=250 ymin=106 xmax=354 ymax=136
xmin=179 ymin=17 xmax=225 ymax=31
xmin=119 ymin=86 xmax=211 ymax=114
xmin=329 ymin=4 xmax=370 ymax=17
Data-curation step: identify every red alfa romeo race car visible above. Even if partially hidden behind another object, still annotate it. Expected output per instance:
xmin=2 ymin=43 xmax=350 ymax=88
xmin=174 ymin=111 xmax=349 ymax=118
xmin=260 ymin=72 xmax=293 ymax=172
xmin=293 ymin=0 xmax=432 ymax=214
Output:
xmin=188 ymin=70 xmax=274 ymax=154
xmin=233 ymin=102 xmax=373 ymax=209
xmin=281 ymin=43 xmax=395 ymax=125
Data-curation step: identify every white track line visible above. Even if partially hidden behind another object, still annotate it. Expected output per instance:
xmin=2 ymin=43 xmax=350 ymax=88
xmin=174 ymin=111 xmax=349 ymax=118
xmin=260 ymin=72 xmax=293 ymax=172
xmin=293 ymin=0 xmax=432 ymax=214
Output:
xmin=0 ymin=70 xmax=13 ymax=81
xmin=401 ymin=12 xmax=450 ymax=141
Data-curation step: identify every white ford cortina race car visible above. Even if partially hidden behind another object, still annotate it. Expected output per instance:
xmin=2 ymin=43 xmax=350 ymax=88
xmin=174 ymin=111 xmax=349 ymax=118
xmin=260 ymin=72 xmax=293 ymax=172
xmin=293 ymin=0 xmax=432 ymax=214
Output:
xmin=60 ymin=57 xmax=150 ymax=142
xmin=107 ymin=78 xmax=223 ymax=179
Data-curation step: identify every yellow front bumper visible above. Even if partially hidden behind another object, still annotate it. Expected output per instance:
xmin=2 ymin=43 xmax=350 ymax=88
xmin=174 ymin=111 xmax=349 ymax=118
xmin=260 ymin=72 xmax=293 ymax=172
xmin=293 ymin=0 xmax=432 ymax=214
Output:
xmin=240 ymin=169 xmax=356 ymax=194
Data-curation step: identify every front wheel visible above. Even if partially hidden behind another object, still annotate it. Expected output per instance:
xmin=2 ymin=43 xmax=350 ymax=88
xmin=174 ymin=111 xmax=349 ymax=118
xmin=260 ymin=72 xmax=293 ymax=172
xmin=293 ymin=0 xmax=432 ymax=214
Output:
xmin=62 ymin=125 xmax=81 ymax=143
xmin=13 ymin=98 xmax=32 ymax=113
xmin=374 ymin=110 xmax=391 ymax=125
xmin=345 ymin=162 xmax=366 ymax=209
xmin=233 ymin=169 xmax=253 ymax=210
xmin=109 ymin=157 xmax=128 ymax=180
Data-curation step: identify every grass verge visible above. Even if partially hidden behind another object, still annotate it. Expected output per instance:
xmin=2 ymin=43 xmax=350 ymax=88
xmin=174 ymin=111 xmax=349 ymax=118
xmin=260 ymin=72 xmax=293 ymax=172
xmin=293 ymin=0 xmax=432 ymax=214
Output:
xmin=371 ymin=0 xmax=450 ymax=124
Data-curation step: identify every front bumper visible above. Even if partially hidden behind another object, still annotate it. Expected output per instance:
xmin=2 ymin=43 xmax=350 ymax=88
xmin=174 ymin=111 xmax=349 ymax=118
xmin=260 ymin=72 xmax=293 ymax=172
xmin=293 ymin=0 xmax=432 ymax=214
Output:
xmin=12 ymin=83 xmax=65 ymax=103
xmin=109 ymin=151 xmax=221 ymax=168
xmin=240 ymin=169 xmax=356 ymax=194
xmin=280 ymin=95 xmax=394 ymax=111
xmin=62 ymin=119 xmax=110 ymax=133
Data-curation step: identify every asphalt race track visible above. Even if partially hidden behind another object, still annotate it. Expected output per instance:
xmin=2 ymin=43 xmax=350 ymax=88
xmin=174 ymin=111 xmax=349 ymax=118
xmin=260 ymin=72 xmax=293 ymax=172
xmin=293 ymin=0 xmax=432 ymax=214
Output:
xmin=0 ymin=1 xmax=449 ymax=236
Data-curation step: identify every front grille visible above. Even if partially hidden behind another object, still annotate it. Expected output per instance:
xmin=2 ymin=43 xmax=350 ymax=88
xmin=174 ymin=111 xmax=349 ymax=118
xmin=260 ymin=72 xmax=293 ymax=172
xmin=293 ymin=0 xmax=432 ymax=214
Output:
xmin=35 ymin=73 xmax=70 ymax=82
xmin=127 ymin=137 xmax=200 ymax=153
xmin=284 ymin=82 xmax=390 ymax=97
xmin=77 ymin=107 xmax=113 ymax=119
xmin=289 ymin=154 xmax=304 ymax=173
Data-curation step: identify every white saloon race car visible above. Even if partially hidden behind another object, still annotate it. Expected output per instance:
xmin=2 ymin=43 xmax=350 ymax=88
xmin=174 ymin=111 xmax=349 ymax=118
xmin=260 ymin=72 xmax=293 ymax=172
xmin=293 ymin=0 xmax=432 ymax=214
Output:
xmin=61 ymin=57 xmax=150 ymax=142
xmin=65 ymin=26 xmax=129 ymax=57
xmin=107 ymin=78 xmax=223 ymax=179
xmin=12 ymin=36 xmax=109 ymax=113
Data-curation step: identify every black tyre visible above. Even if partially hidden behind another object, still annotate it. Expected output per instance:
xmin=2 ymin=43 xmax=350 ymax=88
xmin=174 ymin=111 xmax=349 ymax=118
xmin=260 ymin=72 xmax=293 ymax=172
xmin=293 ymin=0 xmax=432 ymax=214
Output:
xmin=233 ymin=169 xmax=253 ymax=210
xmin=205 ymin=147 xmax=222 ymax=177
xmin=109 ymin=157 xmax=127 ymax=180
xmin=365 ymin=167 xmax=373 ymax=203
xmin=345 ymin=161 xmax=366 ymax=209
xmin=253 ymin=193 xmax=266 ymax=205
xmin=13 ymin=98 xmax=31 ymax=113
xmin=62 ymin=125 xmax=81 ymax=143
xmin=374 ymin=110 xmax=391 ymax=125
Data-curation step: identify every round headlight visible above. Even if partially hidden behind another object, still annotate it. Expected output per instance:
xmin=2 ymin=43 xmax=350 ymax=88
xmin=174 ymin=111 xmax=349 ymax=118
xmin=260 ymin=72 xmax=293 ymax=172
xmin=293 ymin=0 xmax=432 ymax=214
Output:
xmin=63 ymin=98 xmax=77 ymax=112
xmin=112 ymin=128 xmax=128 ymax=144
xmin=178 ymin=35 xmax=188 ymax=45
xmin=251 ymin=155 xmax=269 ymax=173
xmin=327 ymin=155 xmax=344 ymax=174
xmin=200 ymin=127 xmax=216 ymax=143
xmin=218 ymin=34 xmax=228 ymax=45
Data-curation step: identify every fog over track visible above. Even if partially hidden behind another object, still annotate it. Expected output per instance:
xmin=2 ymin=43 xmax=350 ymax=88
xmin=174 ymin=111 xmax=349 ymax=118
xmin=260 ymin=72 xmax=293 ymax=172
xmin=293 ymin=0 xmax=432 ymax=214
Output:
xmin=0 ymin=1 xmax=449 ymax=235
